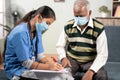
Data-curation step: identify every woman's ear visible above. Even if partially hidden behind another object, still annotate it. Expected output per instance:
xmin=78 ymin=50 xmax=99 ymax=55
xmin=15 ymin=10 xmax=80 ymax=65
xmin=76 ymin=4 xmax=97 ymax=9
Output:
xmin=35 ymin=14 xmax=42 ymax=22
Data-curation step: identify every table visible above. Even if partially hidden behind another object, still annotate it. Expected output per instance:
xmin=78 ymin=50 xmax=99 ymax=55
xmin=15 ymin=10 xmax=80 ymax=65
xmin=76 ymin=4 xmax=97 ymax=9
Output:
xmin=22 ymin=68 xmax=74 ymax=80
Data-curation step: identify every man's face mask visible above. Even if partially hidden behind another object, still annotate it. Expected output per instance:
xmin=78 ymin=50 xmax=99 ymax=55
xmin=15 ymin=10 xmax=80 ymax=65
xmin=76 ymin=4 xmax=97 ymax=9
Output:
xmin=35 ymin=21 xmax=48 ymax=33
xmin=74 ymin=16 xmax=88 ymax=26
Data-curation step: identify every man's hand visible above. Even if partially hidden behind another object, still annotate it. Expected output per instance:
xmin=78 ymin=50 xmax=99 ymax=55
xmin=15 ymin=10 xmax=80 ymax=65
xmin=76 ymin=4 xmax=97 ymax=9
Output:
xmin=61 ymin=57 xmax=72 ymax=68
xmin=82 ymin=69 xmax=94 ymax=80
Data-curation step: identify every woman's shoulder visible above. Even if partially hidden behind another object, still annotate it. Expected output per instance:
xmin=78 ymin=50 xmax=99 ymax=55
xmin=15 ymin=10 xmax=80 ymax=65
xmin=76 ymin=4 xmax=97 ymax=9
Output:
xmin=12 ymin=22 xmax=28 ymax=33
xmin=8 ymin=22 xmax=28 ymax=38
xmin=15 ymin=22 xmax=27 ymax=31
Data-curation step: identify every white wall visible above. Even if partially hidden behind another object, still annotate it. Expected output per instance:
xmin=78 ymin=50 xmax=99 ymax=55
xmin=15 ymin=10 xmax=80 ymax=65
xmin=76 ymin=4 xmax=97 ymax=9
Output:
xmin=8 ymin=0 xmax=112 ymax=54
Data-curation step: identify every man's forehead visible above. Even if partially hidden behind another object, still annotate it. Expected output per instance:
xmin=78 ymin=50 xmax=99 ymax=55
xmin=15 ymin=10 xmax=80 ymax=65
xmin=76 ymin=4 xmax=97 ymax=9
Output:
xmin=74 ymin=5 xmax=88 ymax=13
xmin=74 ymin=5 xmax=87 ymax=10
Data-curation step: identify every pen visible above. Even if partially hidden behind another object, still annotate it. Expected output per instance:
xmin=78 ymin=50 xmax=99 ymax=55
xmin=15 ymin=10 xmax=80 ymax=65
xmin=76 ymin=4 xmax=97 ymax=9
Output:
xmin=51 ymin=56 xmax=57 ymax=62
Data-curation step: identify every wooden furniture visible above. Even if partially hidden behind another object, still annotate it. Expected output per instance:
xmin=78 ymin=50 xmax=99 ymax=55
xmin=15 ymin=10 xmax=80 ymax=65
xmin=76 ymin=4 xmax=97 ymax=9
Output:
xmin=96 ymin=17 xmax=120 ymax=26
xmin=95 ymin=0 xmax=120 ymax=26
xmin=112 ymin=0 xmax=120 ymax=16
xmin=0 ymin=53 xmax=4 ymax=70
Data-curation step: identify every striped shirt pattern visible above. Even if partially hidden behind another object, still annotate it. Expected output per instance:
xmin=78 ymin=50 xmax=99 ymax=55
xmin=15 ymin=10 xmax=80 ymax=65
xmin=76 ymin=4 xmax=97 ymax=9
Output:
xmin=64 ymin=19 xmax=104 ymax=62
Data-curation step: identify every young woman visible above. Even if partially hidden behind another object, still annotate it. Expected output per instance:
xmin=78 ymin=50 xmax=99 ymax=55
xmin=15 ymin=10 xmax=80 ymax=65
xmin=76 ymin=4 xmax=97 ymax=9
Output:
xmin=4 ymin=6 xmax=63 ymax=80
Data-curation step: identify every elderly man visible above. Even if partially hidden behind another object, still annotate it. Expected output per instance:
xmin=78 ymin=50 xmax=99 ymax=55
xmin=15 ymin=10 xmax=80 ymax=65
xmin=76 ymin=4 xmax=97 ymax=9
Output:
xmin=56 ymin=0 xmax=108 ymax=80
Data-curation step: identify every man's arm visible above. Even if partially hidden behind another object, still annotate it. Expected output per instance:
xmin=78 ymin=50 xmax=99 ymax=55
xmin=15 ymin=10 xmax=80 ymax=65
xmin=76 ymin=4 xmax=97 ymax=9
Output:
xmin=56 ymin=29 xmax=67 ymax=60
xmin=89 ymin=30 xmax=108 ymax=72
xmin=82 ymin=30 xmax=108 ymax=80
xmin=56 ymin=29 xmax=71 ymax=67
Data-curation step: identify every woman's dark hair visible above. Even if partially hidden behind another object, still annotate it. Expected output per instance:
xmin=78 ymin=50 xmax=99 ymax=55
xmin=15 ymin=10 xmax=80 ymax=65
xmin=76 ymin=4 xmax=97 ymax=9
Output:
xmin=3 ymin=6 xmax=56 ymax=59
xmin=15 ymin=5 xmax=56 ymax=26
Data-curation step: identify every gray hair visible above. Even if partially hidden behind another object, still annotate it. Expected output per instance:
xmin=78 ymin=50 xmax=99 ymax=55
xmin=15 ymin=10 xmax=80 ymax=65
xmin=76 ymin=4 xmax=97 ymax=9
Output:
xmin=74 ymin=0 xmax=90 ymax=11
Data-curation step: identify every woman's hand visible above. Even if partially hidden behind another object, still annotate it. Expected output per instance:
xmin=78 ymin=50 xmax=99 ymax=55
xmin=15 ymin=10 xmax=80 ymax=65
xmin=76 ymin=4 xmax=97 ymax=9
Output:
xmin=39 ymin=56 xmax=63 ymax=71
xmin=47 ymin=62 xmax=63 ymax=71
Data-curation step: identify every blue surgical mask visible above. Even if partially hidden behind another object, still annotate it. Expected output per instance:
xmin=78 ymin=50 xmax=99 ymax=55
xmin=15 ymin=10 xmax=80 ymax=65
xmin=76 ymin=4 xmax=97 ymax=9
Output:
xmin=74 ymin=16 xmax=88 ymax=26
xmin=36 ymin=21 xmax=48 ymax=33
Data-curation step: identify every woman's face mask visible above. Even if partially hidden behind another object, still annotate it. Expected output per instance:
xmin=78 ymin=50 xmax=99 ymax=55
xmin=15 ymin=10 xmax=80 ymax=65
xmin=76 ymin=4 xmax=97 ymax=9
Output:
xmin=35 ymin=21 xmax=48 ymax=33
xmin=74 ymin=16 xmax=89 ymax=26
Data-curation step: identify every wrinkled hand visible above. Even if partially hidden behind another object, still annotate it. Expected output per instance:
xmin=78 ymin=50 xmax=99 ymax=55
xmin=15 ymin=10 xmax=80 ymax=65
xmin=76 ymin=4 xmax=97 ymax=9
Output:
xmin=82 ymin=69 xmax=94 ymax=80
xmin=48 ymin=62 xmax=63 ymax=71
xmin=61 ymin=57 xmax=72 ymax=68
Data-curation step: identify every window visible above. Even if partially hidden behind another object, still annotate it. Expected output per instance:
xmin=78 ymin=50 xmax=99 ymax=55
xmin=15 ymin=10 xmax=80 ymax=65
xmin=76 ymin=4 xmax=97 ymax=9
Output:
xmin=0 ymin=0 xmax=5 ymax=39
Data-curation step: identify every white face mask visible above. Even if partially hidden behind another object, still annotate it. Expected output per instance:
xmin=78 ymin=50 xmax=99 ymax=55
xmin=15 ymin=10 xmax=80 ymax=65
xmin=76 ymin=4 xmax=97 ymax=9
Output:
xmin=74 ymin=16 xmax=88 ymax=26
xmin=35 ymin=21 xmax=48 ymax=33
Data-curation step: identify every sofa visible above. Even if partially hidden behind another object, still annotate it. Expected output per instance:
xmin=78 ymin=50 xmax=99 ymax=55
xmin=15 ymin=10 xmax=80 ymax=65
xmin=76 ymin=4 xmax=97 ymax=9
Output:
xmin=104 ymin=26 xmax=120 ymax=80
xmin=74 ymin=26 xmax=120 ymax=80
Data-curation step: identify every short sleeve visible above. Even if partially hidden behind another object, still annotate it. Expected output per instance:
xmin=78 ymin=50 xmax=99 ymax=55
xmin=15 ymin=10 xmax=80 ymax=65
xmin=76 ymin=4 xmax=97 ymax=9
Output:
xmin=13 ymin=32 xmax=30 ymax=61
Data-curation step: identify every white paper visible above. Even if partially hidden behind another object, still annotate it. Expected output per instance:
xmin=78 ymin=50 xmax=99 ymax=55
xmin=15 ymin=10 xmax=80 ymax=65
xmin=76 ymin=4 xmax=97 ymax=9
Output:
xmin=22 ymin=68 xmax=74 ymax=80
xmin=30 ymin=68 xmax=68 ymax=73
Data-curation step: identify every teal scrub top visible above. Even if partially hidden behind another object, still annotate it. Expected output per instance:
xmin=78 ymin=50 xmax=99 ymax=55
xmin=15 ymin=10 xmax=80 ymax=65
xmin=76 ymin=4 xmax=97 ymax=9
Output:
xmin=4 ymin=22 xmax=44 ymax=79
